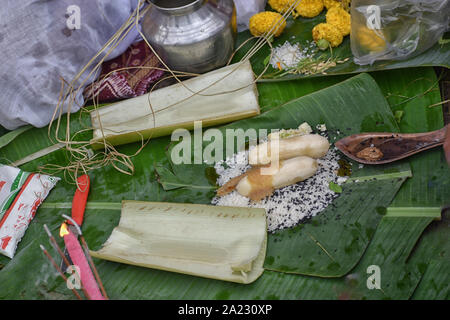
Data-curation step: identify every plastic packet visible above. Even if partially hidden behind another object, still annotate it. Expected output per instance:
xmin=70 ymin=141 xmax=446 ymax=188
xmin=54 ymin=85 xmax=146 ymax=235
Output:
xmin=0 ymin=165 xmax=60 ymax=258
xmin=351 ymin=0 xmax=450 ymax=65
xmin=233 ymin=0 xmax=268 ymax=31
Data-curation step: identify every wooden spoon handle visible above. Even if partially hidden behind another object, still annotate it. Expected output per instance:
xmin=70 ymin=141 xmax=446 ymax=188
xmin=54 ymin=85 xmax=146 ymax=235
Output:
xmin=444 ymin=125 xmax=450 ymax=165
xmin=387 ymin=125 xmax=447 ymax=143
xmin=397 ymin=125 xmax=447 ymax=150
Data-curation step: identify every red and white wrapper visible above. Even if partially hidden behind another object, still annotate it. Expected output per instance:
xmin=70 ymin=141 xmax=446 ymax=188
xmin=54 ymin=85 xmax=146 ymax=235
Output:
xmin=0 ymin=165 xmax=30 ymax=217
xmin=0 ymin=170 xmax=59 ymax=258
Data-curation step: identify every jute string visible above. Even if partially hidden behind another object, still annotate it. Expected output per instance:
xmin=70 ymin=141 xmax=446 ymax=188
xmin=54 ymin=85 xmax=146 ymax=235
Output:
xmin=43 ymin=0 xmax=302 ymax=188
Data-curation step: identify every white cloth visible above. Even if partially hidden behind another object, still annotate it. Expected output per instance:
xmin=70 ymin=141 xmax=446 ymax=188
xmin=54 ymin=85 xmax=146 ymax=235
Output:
xmin=0 ymin=0 xmax=141 ymax=130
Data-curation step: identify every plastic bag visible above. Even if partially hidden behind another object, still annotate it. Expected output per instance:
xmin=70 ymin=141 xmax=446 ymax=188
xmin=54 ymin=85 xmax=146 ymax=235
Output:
xmin=233 ymin=0 xmax=268 ymax=32
xmin=351 ymin=0 xmax=450 ymax=65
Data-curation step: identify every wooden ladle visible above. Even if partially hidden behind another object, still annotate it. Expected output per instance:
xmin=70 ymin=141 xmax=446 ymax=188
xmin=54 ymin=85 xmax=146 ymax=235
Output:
xmin=335 ymin=124 xmax=450 ymax=165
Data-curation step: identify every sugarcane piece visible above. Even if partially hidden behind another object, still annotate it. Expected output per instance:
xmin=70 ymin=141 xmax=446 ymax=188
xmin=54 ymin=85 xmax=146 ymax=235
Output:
xmin=90 ymin=201 xmax=267 ymax=284
xmin=90 ymin=61 xmax=260 ymax=148
xmin=249 ymin=134 xmax=330 ymax=165
xmin=218 ymin=156 xmax=319 ymax=201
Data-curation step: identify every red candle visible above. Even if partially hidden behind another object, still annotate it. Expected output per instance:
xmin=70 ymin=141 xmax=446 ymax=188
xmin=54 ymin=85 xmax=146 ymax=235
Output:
xmin=62 ymin=223 xmax=105 ymax=300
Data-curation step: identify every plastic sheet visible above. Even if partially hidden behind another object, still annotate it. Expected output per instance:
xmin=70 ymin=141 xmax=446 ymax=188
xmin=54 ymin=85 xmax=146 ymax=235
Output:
xmin=234 ymin=0 xmax=268 ymax=31
xmin=351 ymin=0 xmax=450 ymax=65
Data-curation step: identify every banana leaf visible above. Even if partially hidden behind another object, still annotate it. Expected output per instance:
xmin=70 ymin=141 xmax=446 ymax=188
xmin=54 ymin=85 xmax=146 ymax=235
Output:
xmin=256 ymin=67 xmax=449 ymax=215
xmin=371 ymin=69 xmax=450 ymax=213
xmin=0 ymin=125 xmax=32 ymax=149
xmin=0 ymin=207 xmax=121 ymax=299
xmin=0 ymin=67 xmax=447 ymax=299
xmin=257 ymin=67 xmax=449 ymax=297
xmin=0 ymin=208 xmax=433 ymax=300
xmin=260 ymin=67 xmax=449 ymax=297
xmin=156 ymin=73 xmax=412 ymax=277
xmin=409 ymin=209 xmax=449 ymax=300
xmin=232 ymin=12 xmax=450 ymax=81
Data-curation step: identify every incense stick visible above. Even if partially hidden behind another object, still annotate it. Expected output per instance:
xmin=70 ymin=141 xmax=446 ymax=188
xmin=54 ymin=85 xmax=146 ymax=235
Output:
xmin=79 ymin=236 xmax=108 ymax=299
xmin=40 ymin=244 xmax=83 ymax=300
xmin=43 ymin=224 xmax=72 ymax=268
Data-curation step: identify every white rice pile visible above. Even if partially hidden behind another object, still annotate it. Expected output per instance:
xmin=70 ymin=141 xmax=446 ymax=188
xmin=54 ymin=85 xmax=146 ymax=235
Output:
xmin=211 ymin=133 xmax=347 ymax=233
xmin=270 ymin=41 xmax=316 ymax=70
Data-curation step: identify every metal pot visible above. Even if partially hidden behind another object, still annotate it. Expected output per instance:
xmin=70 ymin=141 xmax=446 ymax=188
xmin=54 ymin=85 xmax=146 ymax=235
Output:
xmin=142 ymin=0 xmax=236 ymax=74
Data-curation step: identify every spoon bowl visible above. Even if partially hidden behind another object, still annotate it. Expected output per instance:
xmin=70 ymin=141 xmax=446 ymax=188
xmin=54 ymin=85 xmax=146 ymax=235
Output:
xmin=335 ymin=124 xmax=449 ymax=165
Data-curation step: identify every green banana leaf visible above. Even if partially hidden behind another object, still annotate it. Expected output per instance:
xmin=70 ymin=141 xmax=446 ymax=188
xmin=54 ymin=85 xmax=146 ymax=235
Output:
xmin=0 ymin=190 xmax=439 ymax=300
xmin=156 ymin=73 xmax=412 ymax=278
xmin=0 ymin=66 xmax=447 ymax=299
xmin=372 ymin=70 xmax=450 ymax=211
xmin=232 ymin=12 xmax=450 ymax=81
xmin=258 ymin=67 xmax=450 ymax=213
xmin=259 ymin=67 xmax=449 ymax=297
xmin=410 ymin=209 xmax=449 ymax=300
xmin=0 ymin=208 xmax=433 ymax=300
xmin=259 ymin=67 xmax=449 ymax=298
xmin=0 ymin=125 xmax=32 ymax=150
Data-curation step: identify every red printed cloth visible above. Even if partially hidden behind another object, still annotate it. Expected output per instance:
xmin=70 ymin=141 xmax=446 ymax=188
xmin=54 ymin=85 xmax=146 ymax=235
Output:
xmin=84 ymin=41 xmax=164 ymax=103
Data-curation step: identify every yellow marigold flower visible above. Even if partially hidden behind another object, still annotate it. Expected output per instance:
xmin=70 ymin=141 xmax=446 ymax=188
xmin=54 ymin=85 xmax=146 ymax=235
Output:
xmin=326 ymin=6 xmax=351 ymax=36
xmin=324 ymin=0 xmax=351 ymax=10
xmin=294 ymin=0 xmax=324 ymax=18
xmin=356 ymin=26 xmax=386 ymax=52
xmin=249 ymin=11 xmax=287 ymax=38
xmin=312 ymin=23 xmax=343 ymax=48
xmin=268 ymin=0 xmax=294 ymax=13
xmin=323 ymin=0 xmax=340 ymax=9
